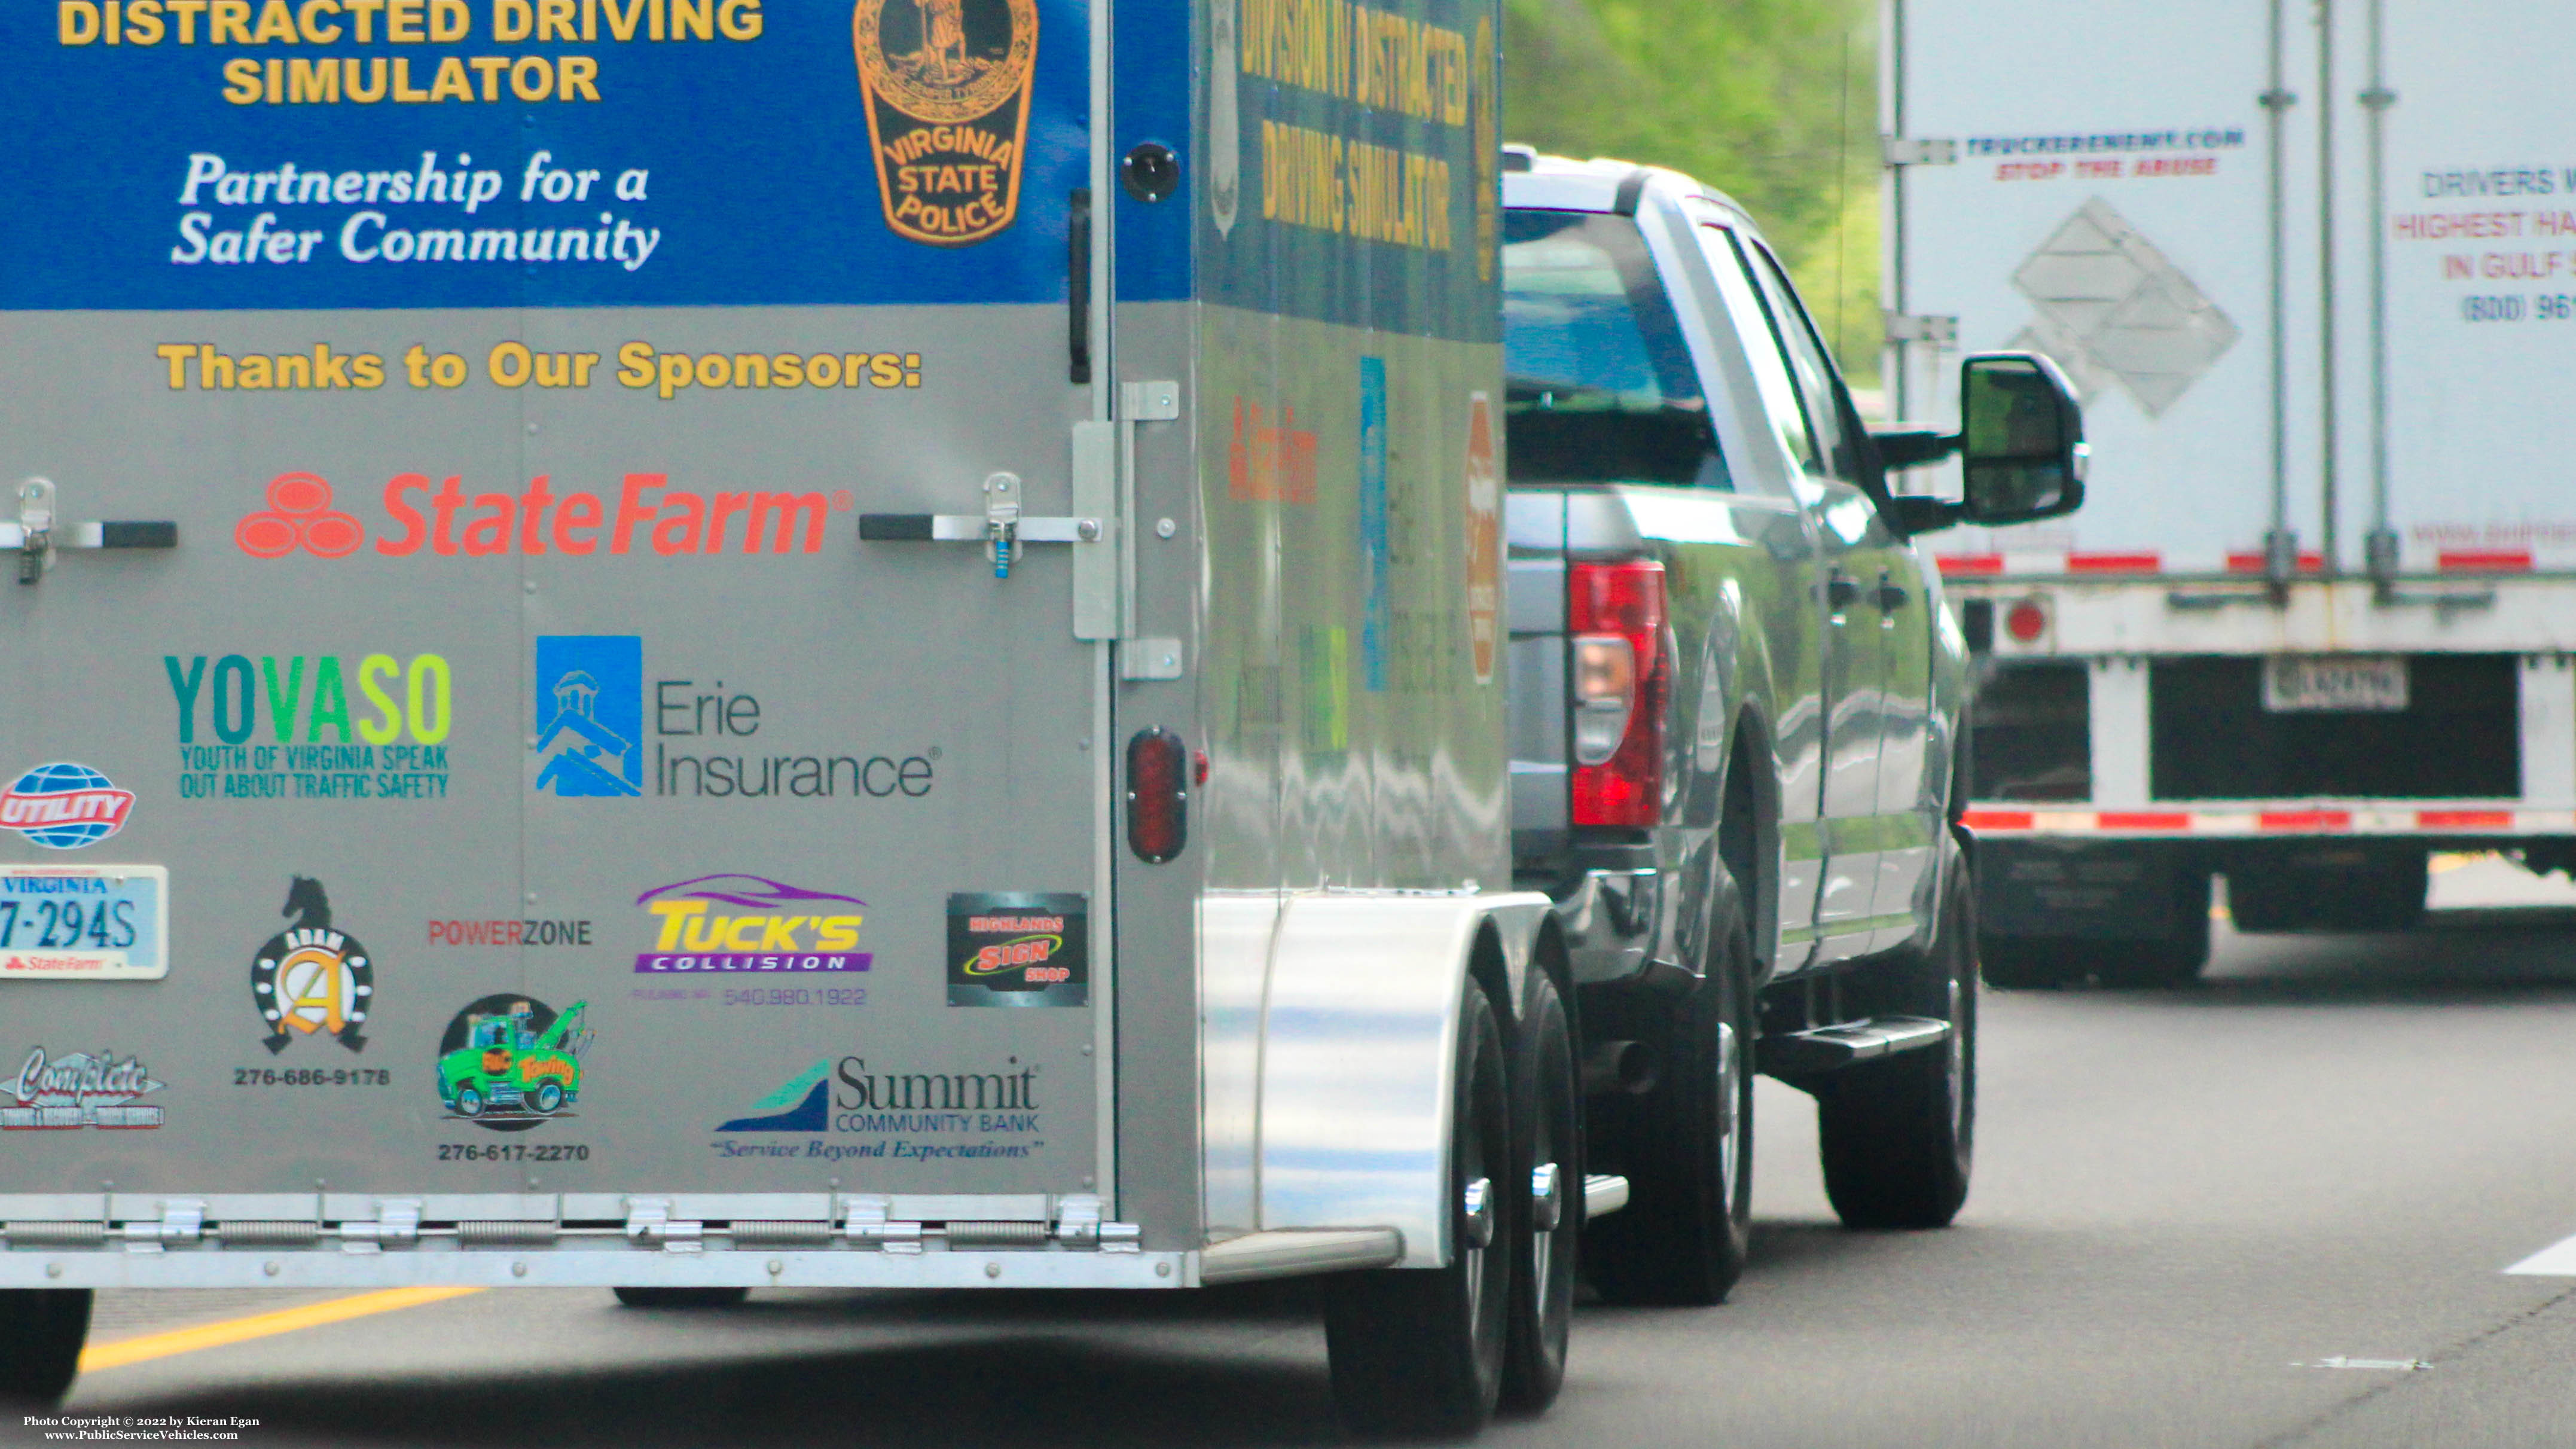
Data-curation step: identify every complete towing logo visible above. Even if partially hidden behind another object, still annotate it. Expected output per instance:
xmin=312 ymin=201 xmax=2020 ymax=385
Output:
xmin=236 ymin=471 xmax=853 ymax=559
xmin=4 ymin=1048 xmax=164 ymax=1130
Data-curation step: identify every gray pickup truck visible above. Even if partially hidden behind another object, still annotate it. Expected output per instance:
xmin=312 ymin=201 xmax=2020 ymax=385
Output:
xmin=1501 ymin=150 xmax=2086 ymax=1302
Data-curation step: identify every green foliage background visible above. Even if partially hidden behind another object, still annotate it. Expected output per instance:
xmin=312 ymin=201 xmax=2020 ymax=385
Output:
xmin=1503 ymin=0 xmax=1882 ymax=388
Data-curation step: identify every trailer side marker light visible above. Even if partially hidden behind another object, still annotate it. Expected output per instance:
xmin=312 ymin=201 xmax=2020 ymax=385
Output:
xmin=2418 ymin=810 xmax=2514 ymax=829
xmin=2437 ymin=548 xmax=2534 ymax=572
xmin=1960 ymin=809 xmax=2035 ymax=831
xmin=2065 ymin=551 xmax=2162 ymax=574
xmin=1935 ymin=554 xmax=2004 ymax=576
xmin=1126 ymin=728 xmax=1189 ymax=864
xmin=2003 ymin=600 xmax=2048 ymax=643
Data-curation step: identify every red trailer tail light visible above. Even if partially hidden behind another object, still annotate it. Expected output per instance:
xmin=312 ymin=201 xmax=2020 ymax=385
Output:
xmin=1569 ymin=560 xmax=1668 ymax=828
xmin=1126 ymin=728 xmax=1189 ymax=864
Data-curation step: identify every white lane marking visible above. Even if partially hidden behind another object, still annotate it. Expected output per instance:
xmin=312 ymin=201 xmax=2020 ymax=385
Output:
xmin=2291 ymin=1356 xmax=2430 ymax=1371
xmin=2502 ymin=1231 xmax=2576 ymax=1276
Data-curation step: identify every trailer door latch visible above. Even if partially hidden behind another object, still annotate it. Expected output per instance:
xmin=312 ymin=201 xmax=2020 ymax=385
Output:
xmin=857 ymin=471 xmax=1103 ymax=584
xmin=5 ymin=477 xmax=180 ymax=585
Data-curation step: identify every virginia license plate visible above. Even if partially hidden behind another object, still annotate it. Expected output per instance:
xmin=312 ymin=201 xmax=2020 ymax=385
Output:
xmin=0 ymin=865 xmax=167 ymax=981
xmin=2261 ymin=655 xmax=2409 ymax=713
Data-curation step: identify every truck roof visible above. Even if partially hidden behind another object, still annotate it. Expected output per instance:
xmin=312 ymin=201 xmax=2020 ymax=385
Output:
xmin=1500 ymin=147 xmax=1754 ymax=230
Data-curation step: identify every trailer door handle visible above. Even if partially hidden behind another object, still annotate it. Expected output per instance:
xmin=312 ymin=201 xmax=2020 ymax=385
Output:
xmin=7 ymin=478 xmax=178 ymax=585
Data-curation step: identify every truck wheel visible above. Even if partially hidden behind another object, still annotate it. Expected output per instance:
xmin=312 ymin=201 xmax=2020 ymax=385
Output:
xmin=0 ymin=1289 xmax=91 ymax=1407
xmin=531 ymin=1081 xmax=565 ymax=1114
xmin=612 ymin=1287 xmax=750 ymax=1308
xmin=1585 ymin=881 xmax=1755 ymax=1306
xmin=453 ymin=1085 xmax=486 ymax=1117
xmin=1502 ymin=969 xmax=1579 ymax=1412
xmin=1326 ymin=980 xmax=1512 ymax=1438
xmin=1819 ymin=866 xmax=1976 ymax=1229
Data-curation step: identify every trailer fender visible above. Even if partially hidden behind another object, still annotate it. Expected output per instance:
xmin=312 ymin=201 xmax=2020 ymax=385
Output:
xmin=1253 ymin=891 xmax=1553 ymax=1268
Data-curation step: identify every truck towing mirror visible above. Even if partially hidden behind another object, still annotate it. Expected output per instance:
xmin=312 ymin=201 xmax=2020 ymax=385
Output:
xmin=1957 ymin=352 xmax=2086 ymax=526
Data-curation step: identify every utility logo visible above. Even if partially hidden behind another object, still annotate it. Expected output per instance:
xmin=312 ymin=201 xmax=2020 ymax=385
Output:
xmin=4 ymin=1048 xmax=163 ymax=1130
xmin=535 ymin=636 xmax=642 ymax=797
xmin=636 ymin=875 xmax=869 ymax=974
xmin=948 ymin=891 xmax=1086 ymax=1006
xmin=1 ymin=763 xmax=133 ymax=850
xmin=252 ymin=877 xmax=374 ymax=1055
xmin=852 ymin=0 xmax=1039 ymax=246
xmin=435 ymin=995 xmax=591 ymax=1131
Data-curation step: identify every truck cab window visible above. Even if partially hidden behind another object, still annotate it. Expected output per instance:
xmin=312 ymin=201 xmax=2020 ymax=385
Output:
xmin=1503 ymin=210 xmax=1730 ymax=489
xmin=1732 ymin=231 xmax=1870 ymax=493
xmin=1696 ymin=223 xmax=1826 ymax=487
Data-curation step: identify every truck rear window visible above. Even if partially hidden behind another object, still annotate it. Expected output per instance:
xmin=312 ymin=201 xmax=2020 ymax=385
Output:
xmin=1503 ymin=210 xmax=1727 ymax=489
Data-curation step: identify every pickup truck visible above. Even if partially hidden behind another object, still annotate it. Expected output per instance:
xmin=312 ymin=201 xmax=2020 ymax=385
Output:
xmin=1500 ymin=150 xmax=2086 ymax=1301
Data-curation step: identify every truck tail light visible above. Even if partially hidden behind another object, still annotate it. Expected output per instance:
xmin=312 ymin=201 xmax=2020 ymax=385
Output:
xmin=1569 ymin=560 xmax=1668 ymax=828
xmin=1126 ymin=728 xmax=1189 ymax=864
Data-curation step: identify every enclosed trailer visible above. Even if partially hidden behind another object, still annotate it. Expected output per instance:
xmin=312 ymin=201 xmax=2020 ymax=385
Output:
xmin=0 ymin=0 xmax=1607 ymax=1430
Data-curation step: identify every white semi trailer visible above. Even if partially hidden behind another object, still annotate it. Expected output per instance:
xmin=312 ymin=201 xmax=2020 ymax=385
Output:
xmin=1881 ymin=0 xmax=2576 ymax=981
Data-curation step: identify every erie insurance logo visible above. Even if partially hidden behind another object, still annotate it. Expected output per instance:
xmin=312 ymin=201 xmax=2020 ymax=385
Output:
xmin=852 ymin=0 xmax=1039 ymax=246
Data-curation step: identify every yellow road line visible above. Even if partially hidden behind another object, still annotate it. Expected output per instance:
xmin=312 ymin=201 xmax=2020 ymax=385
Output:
xmin=79 ymin=1286 xmax=484 ymax=1372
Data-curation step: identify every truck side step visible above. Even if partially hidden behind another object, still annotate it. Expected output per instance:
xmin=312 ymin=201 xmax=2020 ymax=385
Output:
xmin=1758 ymin=1016 xmax=1952 ymax=1079
xmin=1582 ymin=1173 xmax=1631 ymax=1219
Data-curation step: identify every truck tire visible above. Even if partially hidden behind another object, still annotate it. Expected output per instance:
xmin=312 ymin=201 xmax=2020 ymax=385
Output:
xmin=1326 ymin=979 xmax=1513 ymax=1438
xmin=0 ymin=1289 xmax=91 ymax=1407
xmin=1585 ymin=879 xmax=1755 ymax=1306
xmin=1502 ymin=969 xmax=1579 ymax=1412
xmin=1819 ymin=865 xmax=1976 ymax=1229
xmin=613 ymin=1287 xmax=750 ymax=1308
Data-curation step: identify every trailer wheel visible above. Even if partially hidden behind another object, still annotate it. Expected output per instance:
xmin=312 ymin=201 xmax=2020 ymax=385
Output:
xmin=1502 ymin=969 xmax=1579 ymax=1413
xmin=1819 ymin=864 xmax=1976 ymax=1229
xmin=1325 ymin=979 xmax=1512 ymax=1438
xmin=0 ymin=1289 xmax=91 ymax=1407
xmin=1585 ymin=876 xmax=1755 ymax=1306
xmin=612 ymin=1288 xmax=750 ymax=1308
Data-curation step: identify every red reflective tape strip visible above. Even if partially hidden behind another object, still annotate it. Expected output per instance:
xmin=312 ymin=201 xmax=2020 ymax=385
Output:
xmin=2259 ymin=810 xmax=2351 ymax=830
xmin=2096 ymin=812 xmax=2192 ymax=829
xmin=2437 ymin=548 xmax=2533 ymax=572
xmin=1960 ymin=809 xmax=2034 ymax=831
xmin=2065 ymin=551 xmax=2162 ymax=574
xmin=1936 ymin=554 xmax=2004 ymax=576
xmin=2224 ymin=551 xmax=2325 ymax=574
xmin=2417 ymin=810 xmax=2514 ymax=829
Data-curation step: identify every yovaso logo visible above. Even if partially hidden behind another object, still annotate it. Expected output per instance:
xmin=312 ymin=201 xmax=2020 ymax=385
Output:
xmin=636 ymin=875 xmax=869 ymax=974
xmin=236 ymin=470 xmax=853 ymax=560
xmin=167 ymin=651 xmax=451 ymax=803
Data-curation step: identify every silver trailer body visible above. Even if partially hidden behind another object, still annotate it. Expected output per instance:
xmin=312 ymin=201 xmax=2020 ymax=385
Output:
xmin=0 ymin=0 xmax=1536 ymax=1295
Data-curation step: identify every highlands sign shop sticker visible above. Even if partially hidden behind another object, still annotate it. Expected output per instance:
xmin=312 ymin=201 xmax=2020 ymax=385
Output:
xmin=948 ymin=891 xmax=1085 ymax=1006
xmin=0 ymin=865 xmax=169 ymax=982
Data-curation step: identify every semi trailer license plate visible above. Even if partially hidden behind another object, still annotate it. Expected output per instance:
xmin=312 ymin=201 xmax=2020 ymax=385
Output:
xmin=0 ymin=865 xmax=167 ymax=981
xmin=2261 ymin=655 xmax=2409 ymax=713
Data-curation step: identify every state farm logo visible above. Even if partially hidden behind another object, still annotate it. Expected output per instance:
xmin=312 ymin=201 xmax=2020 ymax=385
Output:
xmin=234 ymin=471 xmax=855 ymax=559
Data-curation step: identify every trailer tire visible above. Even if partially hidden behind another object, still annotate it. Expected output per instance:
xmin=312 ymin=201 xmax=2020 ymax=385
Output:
xmin=1326 ymin=979 xmax=1512 ymax=1438
xmin=0 ymin=1289 xmax=91 ymax=1407
xmin=1502 ymin=969 xmax=1579 ymax=1413
xmin=1584 ymin=874 xmax=1756 ymax=1306
xmin=612 ymin=1287 xmax=749 ymax=1308
xmin=1819 ymin=865 xmax=1976 ymax=1229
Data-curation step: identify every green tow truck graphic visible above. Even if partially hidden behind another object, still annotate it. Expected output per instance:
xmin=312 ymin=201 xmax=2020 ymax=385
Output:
xmin=436 ymin=997 xmax=590 ymax=1123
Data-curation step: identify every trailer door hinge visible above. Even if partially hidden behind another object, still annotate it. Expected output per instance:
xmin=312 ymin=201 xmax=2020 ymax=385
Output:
xmin=625 ymin=1198 xmax=704 ymax=1253
xmin=1885 ymin=312 xmax=1960 ymax=346
xmin=1882 ymin=135 xmax=1960 ymax=168
xmin=124 ymin=1200 xmax=203 ymax=1253
xmin=844 ymin=1194 xmax=924 ymax=1254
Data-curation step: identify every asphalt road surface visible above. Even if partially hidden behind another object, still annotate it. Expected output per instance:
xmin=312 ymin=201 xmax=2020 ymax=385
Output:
xmin=27 ymin=856 xmax=2576 ymax=1449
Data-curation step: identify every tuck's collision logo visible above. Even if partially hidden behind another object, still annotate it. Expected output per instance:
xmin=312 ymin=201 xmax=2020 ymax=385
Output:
xmin=236 ymin=471 xmax=853 ymax=559
xmin=635 ymin=874 xmax=871 ymax=974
